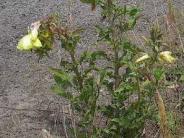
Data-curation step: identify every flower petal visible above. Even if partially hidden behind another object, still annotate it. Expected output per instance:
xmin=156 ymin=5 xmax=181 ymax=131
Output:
xmin=159 ymin=51 xmax=172 ymax=56
xmin=32 ymin=38 xmax=42 ymax=48
xmin=17 ymin=35 xmax=33 ymax=50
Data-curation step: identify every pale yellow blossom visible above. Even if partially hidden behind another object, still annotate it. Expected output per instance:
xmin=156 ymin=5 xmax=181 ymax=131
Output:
xmin=159 ymin=51 xmax=175 ymax=63
xmin=17 ymin=21 xmax=42 ymax=51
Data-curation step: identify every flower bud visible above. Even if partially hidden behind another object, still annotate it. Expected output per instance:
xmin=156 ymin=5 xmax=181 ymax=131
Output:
xmin=136 ymin=53 xmax=150 ymax=63
xmin=31 ymin=28 xmax=38 ymax=41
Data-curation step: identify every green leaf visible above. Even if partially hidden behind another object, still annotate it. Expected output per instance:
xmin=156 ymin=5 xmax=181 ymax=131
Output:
xmin=110 ymin=125 xmax=117 ymax=131
xmin=99 ymin=69 xmax=107 ymax=84
xmin=79 ymin=51 xmax=91 ymax=63
xmin=120 ymin=41 xmax=142 ymax=53
xmin=103 ymin=128 xmax=111 ymax=134
xmin=101 ymin=105 xmax=115 ymax=117
xmin=96 ymin=26 xmax=112 ymax=42
xmin=114 ymin=83 xmax=136 ymax=101
xmin=111 ymin=118 xmax=120 ymax=124
xmin=153 ymin=68 xmax=165 ymax=81
xmin=179 ymin=75 xmax=184 ymax=82
xmin=128 ymin=8 xmax=140 ymax=17
xmin=80 ymin=0 xmax=95 ymax=4
xmin=51 ymin=85 xmax=73 ymax=99
xmin=128 ymin=17 xmax=137 ymax=29
xmin=91 ymin=51 xmax=108 ymax=61
xmin=53 ymin=75 xmax=72 ymax=89
xmin=60 ymin=60 xmax=73 ymax=71
xmin=49 ymin=68 xmax=71 ymax=82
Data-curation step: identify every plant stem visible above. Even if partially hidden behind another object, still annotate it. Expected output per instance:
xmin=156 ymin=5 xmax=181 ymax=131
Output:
xmin=167 ymin=0 xmax=175 ymax=20
xmin=155 ymin=90 xmax=172 ymax=138
xmin=70 ymin=51 xmax=83 ymax=91
xmin=136 ymin=77 xmax=141 ymax=103
xmin=114 ymin=45 xmax=120 ymax=90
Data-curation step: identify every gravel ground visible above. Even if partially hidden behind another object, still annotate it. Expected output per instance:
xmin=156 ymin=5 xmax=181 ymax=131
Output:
xmin=0 ymin=0 xmax=183 ymax=137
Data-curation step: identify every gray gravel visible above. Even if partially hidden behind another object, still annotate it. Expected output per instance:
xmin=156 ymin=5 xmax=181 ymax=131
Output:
xmin=0 ymin=0 xmax=183 ymax=137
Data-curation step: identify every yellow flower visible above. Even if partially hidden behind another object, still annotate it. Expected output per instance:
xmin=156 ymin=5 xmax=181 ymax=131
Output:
xmin=17 ymin=28 xmax=42 ymax=51
xmin=159 ymin=51 xmax=175 ymax=63
xmin=136 ymin=53 xmax=150 ymax=63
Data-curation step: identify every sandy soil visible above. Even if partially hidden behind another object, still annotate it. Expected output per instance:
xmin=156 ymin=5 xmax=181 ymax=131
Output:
xmin=0 ymin=0 xmax=183 ymax=137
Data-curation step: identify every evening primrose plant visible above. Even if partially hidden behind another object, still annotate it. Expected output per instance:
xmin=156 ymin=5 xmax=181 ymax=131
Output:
xmin=17 ymin=1 xmax=177 ymax=138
